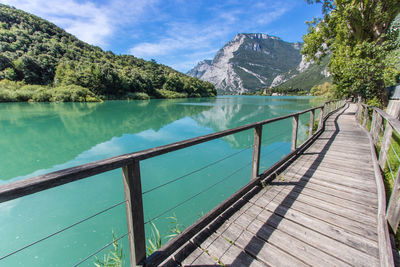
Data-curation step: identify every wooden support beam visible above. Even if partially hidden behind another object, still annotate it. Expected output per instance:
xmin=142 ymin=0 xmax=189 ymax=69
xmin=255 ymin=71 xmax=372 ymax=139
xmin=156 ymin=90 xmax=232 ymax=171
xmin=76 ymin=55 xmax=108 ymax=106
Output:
xmin=309 ymin=110 xmax=315 ymax=139
xmin=356 ymin=103 xmax=362 ymax=122
xmin=318 ymin=107 xmax=324 ymax=131
xmin=387 ymin=170 xmax=400 ymax=233
xmin=291 ymin=115 xmax=298 ymax=152
xmin=379 ymin=122 xmax=393 ymax=169
xmin=363 ymin=106 xmax=369 ymax=127
xmin=370 ymin=110 xmax=377 ymax=135
xmin=251 ymin=125 xmax=262 ymax=180
xmin=375 ymin=113 xmax=383 ymax=145
xmin=122 ymin=161 xmax=146 ymax=266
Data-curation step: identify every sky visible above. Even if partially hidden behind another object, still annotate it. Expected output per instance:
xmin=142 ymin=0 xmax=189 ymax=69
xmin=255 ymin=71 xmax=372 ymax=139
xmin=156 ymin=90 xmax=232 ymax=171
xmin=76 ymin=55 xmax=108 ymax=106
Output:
xmin=1 ymin=0 xmax=323 ymax=72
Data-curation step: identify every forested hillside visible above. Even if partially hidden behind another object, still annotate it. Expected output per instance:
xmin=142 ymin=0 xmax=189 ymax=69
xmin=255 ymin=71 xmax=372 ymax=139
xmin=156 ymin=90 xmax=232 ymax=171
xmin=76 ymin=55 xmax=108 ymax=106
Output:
xmin=0 ymin=4 xmax=216 ymax=102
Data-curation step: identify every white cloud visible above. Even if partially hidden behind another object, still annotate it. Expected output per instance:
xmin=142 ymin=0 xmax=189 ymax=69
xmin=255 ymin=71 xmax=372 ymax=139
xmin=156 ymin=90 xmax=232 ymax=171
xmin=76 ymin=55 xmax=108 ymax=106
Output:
xmin=1 ymin=0 xmax=158 ymax=47
xmin=128 ymin=0 xmax=294 ymax=72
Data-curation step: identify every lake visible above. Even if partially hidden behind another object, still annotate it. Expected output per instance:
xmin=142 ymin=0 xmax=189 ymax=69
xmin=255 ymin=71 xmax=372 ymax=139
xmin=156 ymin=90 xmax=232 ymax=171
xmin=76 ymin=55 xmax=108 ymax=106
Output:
xmin=0 ymin=96 xmax=322 ymax=266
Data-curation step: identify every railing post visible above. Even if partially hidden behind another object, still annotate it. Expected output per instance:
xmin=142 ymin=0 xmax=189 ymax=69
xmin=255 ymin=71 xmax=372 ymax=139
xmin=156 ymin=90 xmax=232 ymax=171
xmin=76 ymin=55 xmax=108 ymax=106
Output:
xmin=358 ymin=104 xmax=363 ymax=123
xmin=379 ymin=122 xmax=393 ymax=169
xmin=251 ymin=125 xmax=262 ymax=180
xmin=363 ymin=106 xmax=369 ymax=127
xmin=318 ymin=107 xmax=324 ymax=131
xmin=370 ymin=109 xmax=377 ymax=134
xmin=122 ymin=160 xmax=146 ymax=266
xmin=387 ymin=170 xmax=400 ymax=233
xmin=291 ymin=115 xmax=298 ymax=152
xmin=309 ymin=110 xmax=315 ymax=139
xmin=373 ymin=113 xmax=383 ymax=145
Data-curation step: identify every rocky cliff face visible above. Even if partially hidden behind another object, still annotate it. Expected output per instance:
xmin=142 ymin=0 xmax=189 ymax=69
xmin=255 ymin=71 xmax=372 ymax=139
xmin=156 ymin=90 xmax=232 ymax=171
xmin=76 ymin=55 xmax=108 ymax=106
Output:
xmin=188 ymin=33 xmax=329 ymax=93
xmin=188 ymin=33 xmax=303 ymax=93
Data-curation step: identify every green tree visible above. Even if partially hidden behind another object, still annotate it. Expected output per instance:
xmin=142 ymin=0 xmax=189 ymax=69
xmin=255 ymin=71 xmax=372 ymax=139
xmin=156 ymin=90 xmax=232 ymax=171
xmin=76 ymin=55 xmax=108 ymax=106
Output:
xmin=303 ymin=0 xmax=400 ymax=105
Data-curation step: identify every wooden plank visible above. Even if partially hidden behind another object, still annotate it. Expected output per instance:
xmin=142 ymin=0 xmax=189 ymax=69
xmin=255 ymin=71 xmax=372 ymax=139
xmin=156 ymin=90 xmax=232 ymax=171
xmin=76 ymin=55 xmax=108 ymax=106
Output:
xmin=387 ymin=166 xmax=400 ymax=233
xmin=252 ymin=187 xmax=378 ymax=239
xmin=195 ymin=231 xmax=265 ymax=267
xmin=178 ymin=243 xmax=219 ymax=266
xmin=287 ymin=157 xmax=375 ymax=178
xmin=275 ymin=185 xmax=377 ymax=219
xmin=270 ymin=175 xmax=378 ymax=207
xmin=251 ymin=125 xmax=262 ymax=180
xmin=309 ymin=109 xmax=315 ymax=138
xmin=122 ymin=161 xmax=146 ymax=266
xmin=263 ymin=186 xmax=377 ymax=226
xmin=373 ymin=106 xmax=400 ymax=134
xmin=358 ymin=117 xmax=395 ymax=266
xmin=373 ymin=111 xmax=383 ymax=145
xmin=220 ymin=220 xmax=308 ymax=267
xmin=244 ymin=195 xmax=379 ymax=258
xmin=283 ymin=169 xmax=377 ymax=194
xmin=318 ymin=107 xmax=324 ymax=131
xmin=300 ymin=150 xmax=375 ymax=164
xmin=291 ymin=114 xmax=298 ymax=151
xmin=363 ymin=106 xmax=369 ymax=127
xmin=288 ymin=158 xmax=375 ymax=179
xmin=379 ymin=122 xmax=393 ymax=169
xmin=159 ymin=258 xmax=180 ymax=267
xmin=286 ymin=161 xmax=376 ymax=185
xmin=283 ymin=168 xmax=377 ymax=192
xmin=295 ymin=151 xmax=374 ymax=167
xmin=241 ymin=218 xmax=351 ymax=267
xmin=245 ymin=204 xmax=380 ymax=266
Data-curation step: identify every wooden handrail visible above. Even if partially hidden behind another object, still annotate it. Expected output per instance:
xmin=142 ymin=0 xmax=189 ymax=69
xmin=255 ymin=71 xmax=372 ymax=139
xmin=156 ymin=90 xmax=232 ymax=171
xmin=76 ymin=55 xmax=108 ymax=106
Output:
xmin=0 ymin=103 xmax=334 ymax=203
xmin=356 ymin=102 xmax=396 ymax=266
xmin=357 ymin=102 xmax=400 ymax=233
xmin=0 ymin=99 xmax=343 ymax=266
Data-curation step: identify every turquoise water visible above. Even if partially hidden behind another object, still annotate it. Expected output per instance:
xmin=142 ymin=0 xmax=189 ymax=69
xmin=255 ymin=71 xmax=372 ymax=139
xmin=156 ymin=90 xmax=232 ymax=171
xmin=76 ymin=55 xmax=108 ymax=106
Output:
xmin=0 ymin=96 xmax=321 ymax=266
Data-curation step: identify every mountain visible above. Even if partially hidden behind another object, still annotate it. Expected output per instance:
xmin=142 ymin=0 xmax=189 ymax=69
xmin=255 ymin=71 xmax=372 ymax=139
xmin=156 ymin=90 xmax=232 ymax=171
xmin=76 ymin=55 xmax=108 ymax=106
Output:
xmin=271 ymin=55 xmax=331 ymax=92
xmin=188 ymin=33 xmax=329 ymax=94
xmin=0 ymin=4 xmax=216 ymax=102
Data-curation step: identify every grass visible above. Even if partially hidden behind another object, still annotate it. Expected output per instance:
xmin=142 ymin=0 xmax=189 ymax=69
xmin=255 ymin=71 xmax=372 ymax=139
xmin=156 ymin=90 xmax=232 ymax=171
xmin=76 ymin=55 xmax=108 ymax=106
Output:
xmin=381 ymin=130 xmax=400 ymax=248
xmin=94 ymin=232 xmax=124 ymax=267
xmin=369 ymin=116 xmax=400 ymax=249
xmin=0 ymin=80 xmax=101 ymax=102
xmin=146 ymin=214 xmax=186 ymax=256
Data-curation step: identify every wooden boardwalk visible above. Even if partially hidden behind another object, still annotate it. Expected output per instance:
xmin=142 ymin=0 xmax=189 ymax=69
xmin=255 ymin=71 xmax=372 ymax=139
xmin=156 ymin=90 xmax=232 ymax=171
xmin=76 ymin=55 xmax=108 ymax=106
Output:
xmin=160 ymin=104 xmax=383 ymax=266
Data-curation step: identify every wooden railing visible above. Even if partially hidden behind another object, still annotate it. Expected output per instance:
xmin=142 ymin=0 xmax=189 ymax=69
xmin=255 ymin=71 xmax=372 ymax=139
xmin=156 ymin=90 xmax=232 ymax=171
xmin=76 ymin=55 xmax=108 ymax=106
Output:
xmin=356 ymin=103 xmax=400 ymax=233
xmin=0 ymin=99 xmax=344 ymax=266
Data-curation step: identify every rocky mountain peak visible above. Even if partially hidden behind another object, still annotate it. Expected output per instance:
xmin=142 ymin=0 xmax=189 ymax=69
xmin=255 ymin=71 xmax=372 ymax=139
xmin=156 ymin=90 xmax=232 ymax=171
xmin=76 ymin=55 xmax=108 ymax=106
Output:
xmin=188 ymin=33 xmax=329 ymax=94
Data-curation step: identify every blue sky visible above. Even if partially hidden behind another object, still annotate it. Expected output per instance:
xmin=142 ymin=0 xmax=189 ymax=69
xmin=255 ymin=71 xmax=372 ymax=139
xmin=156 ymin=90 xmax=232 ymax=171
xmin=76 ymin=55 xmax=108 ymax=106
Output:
xmin=2 ymin=0 xmax=323 ymax=72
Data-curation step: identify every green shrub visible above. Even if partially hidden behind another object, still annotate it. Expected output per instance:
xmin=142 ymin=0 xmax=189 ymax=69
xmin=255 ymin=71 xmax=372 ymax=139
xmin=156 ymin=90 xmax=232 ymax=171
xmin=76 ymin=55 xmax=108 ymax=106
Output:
xmin=125 ymin=92 xmax=150 ymax=100
xmin=31 ymin=88 xmax=51 ymax=102
xmin=0 ymin=89 xmax=17 ymax=101
xmin=51 ymin=85 xmax=101 ymax=102
xmin=155 ymin=89 xmax=188 ymax=99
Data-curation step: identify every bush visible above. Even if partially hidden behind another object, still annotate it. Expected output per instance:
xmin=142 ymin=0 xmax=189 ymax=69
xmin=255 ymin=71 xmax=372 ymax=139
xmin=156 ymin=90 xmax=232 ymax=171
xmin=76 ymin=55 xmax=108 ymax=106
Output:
xmin=125 ymin=92 xmax=150 ymax=100
xmin=155 ymin=89 xmax=188 ymax=99
xmin=31 ymin=88 xmax=51 ymax=102
xmin=51 ymin=85 xmax=101 ymax=102
xmin=0 ymin=81 xmax=101 ymax=102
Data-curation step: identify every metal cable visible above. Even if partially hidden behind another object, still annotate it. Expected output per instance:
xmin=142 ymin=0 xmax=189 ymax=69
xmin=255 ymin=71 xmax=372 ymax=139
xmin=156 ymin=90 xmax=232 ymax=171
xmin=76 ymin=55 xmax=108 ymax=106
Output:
xmin=0 ymin=200 xmax=126 ymax=261
xmin=73 ymin=232 xmax=128 ymax=266
xmin=387 ymin=157 xmax=396 ymax=181
xmin=143 ymin=129 xmax=288 ymax=195
xmin=390 ymin=142 xmax=400 ymax=163
xmin=261 ymin=129 xmax=289 ymax=144
xmin=142 ymin=146 xmax=251 ymax=195
xmin=259 ymin=143 xmax=289 ymax=160
xmin=144 ymin=160 xmax=253 ymax=224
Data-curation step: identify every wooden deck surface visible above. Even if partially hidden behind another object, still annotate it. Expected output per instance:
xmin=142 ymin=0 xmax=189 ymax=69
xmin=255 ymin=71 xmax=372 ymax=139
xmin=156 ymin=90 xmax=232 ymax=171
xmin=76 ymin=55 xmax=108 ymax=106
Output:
xmin=160 ymin=104 xmax=381 ymax=267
